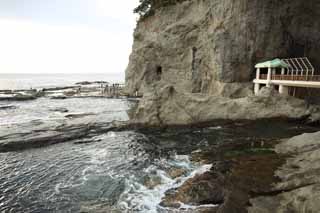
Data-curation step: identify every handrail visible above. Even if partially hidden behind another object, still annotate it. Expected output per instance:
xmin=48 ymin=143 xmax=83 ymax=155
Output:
xmin=259 ymin=74 xmax=320 ymax=82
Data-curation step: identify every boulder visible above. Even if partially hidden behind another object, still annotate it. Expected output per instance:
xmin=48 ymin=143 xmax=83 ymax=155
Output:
xmin=132 ymin=85 xmax=314 ymax=126
xmin=0 ymin=105 xmax=17 ymax=110
xmin=249 ymin=131 xmax=320 ymax=213
xmin=0 ymin=93 xmax=37 ymax=101
xmin=257 ymin=87 xmax=280 ymax=98
xmin=50 ymin=107 xmax=69 ymax=113
xmin=161 ymin=172 xmax=224 ymax=208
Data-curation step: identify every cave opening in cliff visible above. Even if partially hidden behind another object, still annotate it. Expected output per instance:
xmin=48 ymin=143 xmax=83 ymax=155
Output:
xmin=156 ymin=66 xmax=162 ymax=81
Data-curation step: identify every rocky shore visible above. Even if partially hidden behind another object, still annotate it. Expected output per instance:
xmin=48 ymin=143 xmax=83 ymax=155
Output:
xmin=0 ymin=114 xmax=129 ymax=153
xmin=249 ymin=131 xmax=320 ymax=212
xmin=155 ymin=125 xmax=320 ymax=213
xmin=2 ymin=83 xmax=320 ymax=212
xmin=131 ymin=85 xmax=320 ymax=126
xmin=0 ymin=81 xmax=126 ymax=101
xmin=1 ymin=90 xmax=320 ymax=212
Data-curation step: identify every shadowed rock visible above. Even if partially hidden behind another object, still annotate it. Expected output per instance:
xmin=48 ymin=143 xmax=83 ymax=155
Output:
xmin=0 ymin=105 xmax=17 ymax=110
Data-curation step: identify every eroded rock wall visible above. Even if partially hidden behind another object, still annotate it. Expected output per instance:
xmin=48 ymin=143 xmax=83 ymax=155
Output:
xmin=125 ymin=0 xmax=320 ymax=96
xmin=131 ymin=85 xmax=313 ymax=126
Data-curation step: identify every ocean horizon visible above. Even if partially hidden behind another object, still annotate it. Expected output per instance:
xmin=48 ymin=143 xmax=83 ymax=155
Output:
xmin=0 ymin=73 xmax=124 ymax=90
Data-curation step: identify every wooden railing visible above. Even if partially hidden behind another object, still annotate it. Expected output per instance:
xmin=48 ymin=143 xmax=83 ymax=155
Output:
xmin=259 ymin=74 xmax=320 ymax=81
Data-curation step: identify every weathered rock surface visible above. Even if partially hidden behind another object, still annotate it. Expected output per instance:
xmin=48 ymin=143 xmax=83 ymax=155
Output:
xmin=50 ymin=107 xmax=69 ymax=113
xmin=132 ymin=85 xmax=315 ymax=126
xmin=249 ymin=131 xmax=320 ymax=213
xmin=0 ymin=93 xmax=38 ymax=101
xmin=0 ymin=117 xmax=129 ymax=152
xmin=126 ymin=0 xmax=320 ymax=96
xmin=160 ymin=128 xmax=288 ymax=213
xmin=0 ymin=105 xmax=17 ymax=110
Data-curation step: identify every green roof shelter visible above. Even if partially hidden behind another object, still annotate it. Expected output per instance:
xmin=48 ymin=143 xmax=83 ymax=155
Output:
xmin=255 ymin=58 xmax=289 ymax=69
xmin=254 ymin=58 xmax=290 ymax=94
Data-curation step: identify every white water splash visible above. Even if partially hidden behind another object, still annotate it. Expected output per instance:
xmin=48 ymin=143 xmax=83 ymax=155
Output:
xmin=117 ymin=154 xmax=213 ymax=213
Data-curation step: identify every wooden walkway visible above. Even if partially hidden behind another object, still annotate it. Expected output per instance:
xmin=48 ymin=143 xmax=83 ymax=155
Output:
xmin=254 ymin=74 xmax=320 ymax=89
xmin=260 ymin=74 xmax=320 ymax=82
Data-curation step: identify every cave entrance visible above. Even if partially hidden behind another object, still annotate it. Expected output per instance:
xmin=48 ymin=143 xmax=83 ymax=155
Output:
xmin=156 ymin=66 xmax=162 ymax=81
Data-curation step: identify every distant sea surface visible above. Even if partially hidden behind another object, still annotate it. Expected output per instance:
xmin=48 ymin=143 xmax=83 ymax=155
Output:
xmin=0 ymin=73 xmax=124 ymax=90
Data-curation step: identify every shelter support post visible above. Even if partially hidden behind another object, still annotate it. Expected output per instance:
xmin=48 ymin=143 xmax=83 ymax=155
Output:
xmin=266 ymin=67 xmax=272 ymax=87
xmin=254 ymin=83 xmax=260 ymax=95
xmin=256 ymin=68 xmax=260 ymax=80
xmin=279 ymin=85 xmax=289 ymax=96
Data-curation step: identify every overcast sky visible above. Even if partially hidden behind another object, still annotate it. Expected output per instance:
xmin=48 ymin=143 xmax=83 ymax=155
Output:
xmin=0 ymin=0 xmax=139 ymax=74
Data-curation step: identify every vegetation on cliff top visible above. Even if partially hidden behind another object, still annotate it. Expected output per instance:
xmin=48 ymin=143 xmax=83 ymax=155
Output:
xmin=134 ymin=0 xmax=187 ymax=19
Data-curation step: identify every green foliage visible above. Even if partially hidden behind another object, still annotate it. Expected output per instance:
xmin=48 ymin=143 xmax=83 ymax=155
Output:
xmin=134 ymin=0 xmax=153 ymax=17
xmin=134 ymin=0 xmax=187 ymax=19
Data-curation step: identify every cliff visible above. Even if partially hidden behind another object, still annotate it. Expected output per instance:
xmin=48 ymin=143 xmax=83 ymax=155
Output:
xmin=126 ymin=0 xmax=320 ymax=97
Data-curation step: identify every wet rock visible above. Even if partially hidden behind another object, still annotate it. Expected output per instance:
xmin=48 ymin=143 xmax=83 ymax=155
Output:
xmin=65 ymin=113 xmax=95 ymax=119
xmin=0 ymin=93 xmax=37 ymax=101
xmin=80 ymin=203 xmax=121 ymax=213
xmin=143 ymin=175 xmax=163 ymax=189
xmin=43 ymin=86 xmax=79 ymax=92
xmin=0 ymin=122 xmax=90 ymax=152
xmin=50 ymin=95 xmax=67 ymax=100
xmin=249 ymin=131 xmax=320 ymax=213
xmin=257 ymin=87 xmax=280 ymax=98
xmin=161 ymin=172 xmax=225 ymax=208
xmin=0 ymin=105 xmax=16 ymax=110
xmin=160 ymin=135 xmax=287 ymax=213
xmin=76 ymin=81 xmax=91 ymax=85
xmin=167 ymin=168 xmax=187 ymax=179
xmin=50 ymin=107 xmax=69 ymax=113
xmin=75 ymin=81 xmax=108 ymax=86
xmin=0 ymin=117 xmax=131 ymax=152
xmin=63 ymin=90 xmax=78 ymax=96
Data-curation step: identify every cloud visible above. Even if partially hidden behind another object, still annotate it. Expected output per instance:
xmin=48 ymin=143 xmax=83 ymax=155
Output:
xmin=0 ymin=0 xmax=140 ymax=74
xmin=0 ymin=18 xmax=134 ymax=74
xmin=95 ymin=0 xmax=138 ymax=19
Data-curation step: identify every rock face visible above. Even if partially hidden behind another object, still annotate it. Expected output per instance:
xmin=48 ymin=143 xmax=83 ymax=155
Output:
xmin=131 ymin=85 xmax=313 ymax=126
xmin=249 ymin=131 xmax=320 ymax=213
xmin=125 ymin=0 xmax=320 ymax=96
xmin=126 ymin=0 xmax=320 ymax=126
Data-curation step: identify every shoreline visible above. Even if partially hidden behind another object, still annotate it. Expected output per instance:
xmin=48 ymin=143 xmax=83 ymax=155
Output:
xmin=0 ymin=81 xmax=133 ymax=101
xmin=1 ymin=86 xmax=320 ymax=212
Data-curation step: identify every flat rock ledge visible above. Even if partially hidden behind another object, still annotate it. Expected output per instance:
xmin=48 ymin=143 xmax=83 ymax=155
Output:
xmin=132 ymin=85 xmax=319 ymax=126
xmin=0 ymin=119 xmax=129 ymax=153
xmin=248 ymin=131 xmax=320 ymax=213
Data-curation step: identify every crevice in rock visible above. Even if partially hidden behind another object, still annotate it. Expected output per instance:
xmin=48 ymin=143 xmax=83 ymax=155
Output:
xmin=250 ymin=182 xmax=317 ymax=198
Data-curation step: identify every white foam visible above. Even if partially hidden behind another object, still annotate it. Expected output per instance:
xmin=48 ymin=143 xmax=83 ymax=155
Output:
xmin=117 ymin=155 xmax=213 ymax=213
xmin=209 ymin=126 xmax=223 ymax=130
